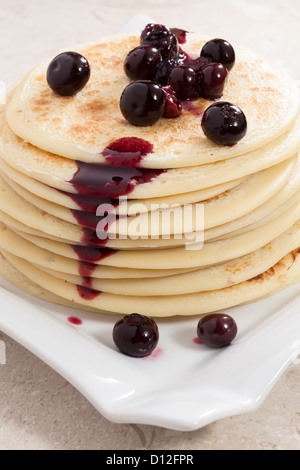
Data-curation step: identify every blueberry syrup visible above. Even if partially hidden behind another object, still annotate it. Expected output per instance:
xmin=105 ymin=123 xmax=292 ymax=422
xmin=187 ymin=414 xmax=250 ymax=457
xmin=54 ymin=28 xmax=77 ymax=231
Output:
xmin=72 ymin=245 xmax=116 ymax=263
xmin=142 ymin=346 xmax=164 ymax=360
xmin=102 ymin=137 xmax=153 ymax=166
xmin=67 ymin=316 xmax=83 ymax=325
xmin=72 ymin=252 xmax=110 ymax=299
xmin=69 ymin=161 xmax=163 ymax=198
xmin=66 ymin=137 xmax=165 ymax=299
xmin=182 ymin=100 xmax=205 ymax=118
xmin=193 ymin=337 xmax=203 ymax=345
xmin=76 ymin=284 xmax=100 ymax=300
xmin=62 ymin=191 xmax=119 ymax=213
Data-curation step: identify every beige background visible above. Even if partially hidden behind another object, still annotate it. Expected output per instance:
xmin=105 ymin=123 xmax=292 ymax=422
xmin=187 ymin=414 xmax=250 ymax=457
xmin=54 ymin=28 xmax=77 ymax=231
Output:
xmin=0 ymin=0 xmax=300 ymax=450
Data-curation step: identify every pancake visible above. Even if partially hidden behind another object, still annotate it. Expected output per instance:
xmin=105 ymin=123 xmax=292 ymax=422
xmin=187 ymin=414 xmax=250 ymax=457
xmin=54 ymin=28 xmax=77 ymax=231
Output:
xmin=3 ymin=156 xmax=295 ymax=237
xmin=0 ymin=224 xmax=198 ymax=279
xmin=1 ymin=107 xmax=300 ymax=199
xmin=1 ymin=192 xmax=299 ymax=270
xmin=0 ymin=251 xmax=105 ymax=313
xmin=1 ymin=245 xmax=300 ymax=316
xmin=0 ymin=153 xmax=300 ymax=250
xmin=5 ymin=33 xmax=300 ymax=168
xmin=36 ymin=222 xmax=300 ymax=295
xmin=0 ymin=156 xmax=246 ymax=214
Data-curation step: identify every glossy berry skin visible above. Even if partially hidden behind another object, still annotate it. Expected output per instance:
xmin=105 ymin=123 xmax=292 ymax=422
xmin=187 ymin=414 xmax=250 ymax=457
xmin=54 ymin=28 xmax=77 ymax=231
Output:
xmin=201 ymin=101 xmax=247 ymax=145
xmin=200 ymin=38 xmax=236 ymax=71
xmin=140 ymin=23 xmax=170 ymax=43
xmin=113 ymin=313 xmax=159 ymax=357
xmin=167 ymin=65 xmax=199 ymax=100
xmin=184 ymin=57 xmax=210 ymax=75
xmin=197 ymin=313 xmax=238 ymax=348
xmin=124 ymin=45 xmax=162 ymax=81
xmin=141 ymin=23 xmax=179 ymax=61
xmin=152 ymin=58 xmax=177 ymax=86
xmin=120 ymin=80 xmax=166 ymax=126
xmin=47 ymin=52 xmax=90 ymax=96
xmin=162 ymin=85 xmax=182 ymax=118
xmin=199 ymin=62 xmax=228 ymax=100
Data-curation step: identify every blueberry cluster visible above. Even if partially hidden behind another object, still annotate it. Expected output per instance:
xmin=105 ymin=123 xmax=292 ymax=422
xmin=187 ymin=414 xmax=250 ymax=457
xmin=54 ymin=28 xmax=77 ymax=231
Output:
xmin=120 ymin=23 xmax=247 ymax=145
xmin=120 ymin=24 xmax=234 ymax=119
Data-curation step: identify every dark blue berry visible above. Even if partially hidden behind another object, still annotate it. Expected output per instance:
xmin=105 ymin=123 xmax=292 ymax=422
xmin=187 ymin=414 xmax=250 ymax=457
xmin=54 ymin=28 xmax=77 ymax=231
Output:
xmin=167 ymin=65 xmax=199 ymax=100
xmin=201 ymin=101 xmax=247 ymax=145
xmin=152 ymin=58 xmax=178 ymax=85
xmin=184 ymin=57 xmax=210 ymax=75
xmin=200 ymin=39 xmax=235 ymax=71
xmin=199 ymin=62 xmax=228 ymax=100
xmin=141 ymin=23 xmax=179 ymax=61
xmin=47 ymin=51 xmax=90 ymax=96
xmin=197 ymin=313 xmax=238 ymax=348
xmin=124 ymin=45 xmax=162 ymax=81
xmin=113 ymin=313 xmax=159 ymax=357
xmin=120 ymin=80 xmax=166 ymax=126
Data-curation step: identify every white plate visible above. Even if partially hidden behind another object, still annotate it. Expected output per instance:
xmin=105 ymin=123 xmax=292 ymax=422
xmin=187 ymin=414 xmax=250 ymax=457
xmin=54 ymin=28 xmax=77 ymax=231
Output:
xmin=0 ymin=15 xmax=300 ymax=432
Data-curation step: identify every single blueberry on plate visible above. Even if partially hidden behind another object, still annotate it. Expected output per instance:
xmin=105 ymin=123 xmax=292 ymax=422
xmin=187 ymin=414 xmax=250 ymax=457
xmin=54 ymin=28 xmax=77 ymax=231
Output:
xmin=113 ymin=313 xmax=159 ymax=357
xmin=197 ymin=313 xmax=238 ymax=348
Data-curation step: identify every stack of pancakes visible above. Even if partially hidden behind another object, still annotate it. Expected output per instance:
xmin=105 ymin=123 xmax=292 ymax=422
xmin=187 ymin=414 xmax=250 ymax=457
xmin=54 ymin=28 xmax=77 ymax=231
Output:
xmin=0 ymin=32 xmax=299 ymax=317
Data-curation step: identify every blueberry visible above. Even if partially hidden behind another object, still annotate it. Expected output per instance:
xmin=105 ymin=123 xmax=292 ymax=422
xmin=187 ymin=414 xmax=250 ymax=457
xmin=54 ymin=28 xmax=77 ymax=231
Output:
xmin=197 ymin=313 xmax=238 ymax=348
xmin=201 ymin=101 xmax=247 ymax=145
xmin=167 ymin=65 xmax=199 ymax=100
xmin=140 ymin=23 xmax=170 ymax=44
xmin=113 ymin=313 xmax=159 ymax=357
xmin=200 ymin=38 xmax=235 ymax=71
xmin=199 ymin=62 xmax=228 ymax=100
xmin=47 ymin=51 xmax=90 ymax=96
xmin=152 ymin=58 xmax=178 ymax=85
xmin=141 ymin=23 xmax=179 ymax=61
xmin=120 ymin=80 xmax=166 ymax=126
xmin=124 ymin=45 xmax=163 ymax=81
xmin=184 ymin=57 xmax=210 ymax=75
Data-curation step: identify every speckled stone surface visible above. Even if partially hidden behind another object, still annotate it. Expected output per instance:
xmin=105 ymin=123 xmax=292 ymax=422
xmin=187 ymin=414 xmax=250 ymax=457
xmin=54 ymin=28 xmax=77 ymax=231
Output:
xmin=0 ymin=0 xmax=300 ymax=450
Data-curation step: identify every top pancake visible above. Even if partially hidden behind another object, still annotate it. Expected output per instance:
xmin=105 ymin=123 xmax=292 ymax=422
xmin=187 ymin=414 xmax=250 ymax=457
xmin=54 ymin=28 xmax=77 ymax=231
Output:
xmin=5 ymin=33 xmax=300 ymax=169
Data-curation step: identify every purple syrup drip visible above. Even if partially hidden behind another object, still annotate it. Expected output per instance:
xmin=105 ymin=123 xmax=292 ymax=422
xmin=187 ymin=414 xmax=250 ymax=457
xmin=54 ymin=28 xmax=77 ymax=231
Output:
xmin=67 ymin=138 xmax=165 ymax=298
xmin=67 ymin=316 xmax=82 ymax=325
xmin=71 ymin=209 xmax=119 ymax=230
xmin=102 ymin=136 xmax=153 ymax=166
xmin=66 ymin=137 xmax=165 ymax=299
xmin=76 ymin=284 xmax=100 ymax=300
xmin=182 ymin=100 xmax=205 ymax=117
xmin=73 ymin=245 xmax=116 ymax=263
xmin=69 ymin=161 xmax=164 ymax=198
xmin=61 ymin=190 xmax=119 ymax=213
